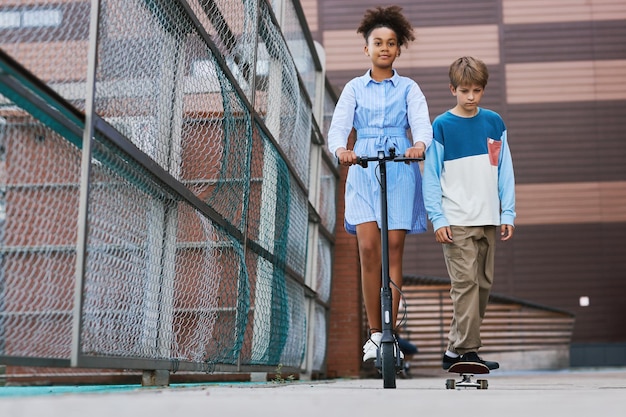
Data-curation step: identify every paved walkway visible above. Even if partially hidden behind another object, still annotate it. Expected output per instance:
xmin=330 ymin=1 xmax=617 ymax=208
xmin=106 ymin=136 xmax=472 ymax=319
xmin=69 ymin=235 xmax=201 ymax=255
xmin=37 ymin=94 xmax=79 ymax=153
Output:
xmin=1 ymin=368 xmax=625 ymax=417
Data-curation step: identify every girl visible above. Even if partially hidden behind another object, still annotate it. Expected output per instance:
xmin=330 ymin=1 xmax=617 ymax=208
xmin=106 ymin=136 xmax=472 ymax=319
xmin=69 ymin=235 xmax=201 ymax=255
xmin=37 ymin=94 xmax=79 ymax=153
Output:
xmin=327 ymin=5 xmax=432 ymax=362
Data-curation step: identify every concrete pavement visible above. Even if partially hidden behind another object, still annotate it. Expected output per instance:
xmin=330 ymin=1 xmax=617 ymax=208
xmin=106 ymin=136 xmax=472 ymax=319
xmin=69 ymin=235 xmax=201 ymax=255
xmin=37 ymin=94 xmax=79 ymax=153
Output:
xmin=1 ymin=368 xmax=625 ymax=417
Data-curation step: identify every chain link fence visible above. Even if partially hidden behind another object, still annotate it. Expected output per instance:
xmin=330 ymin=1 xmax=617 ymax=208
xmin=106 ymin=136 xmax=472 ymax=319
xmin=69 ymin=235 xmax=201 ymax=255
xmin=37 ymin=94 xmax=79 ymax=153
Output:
xmin=0 ymin=0 xmax=337 ymax=379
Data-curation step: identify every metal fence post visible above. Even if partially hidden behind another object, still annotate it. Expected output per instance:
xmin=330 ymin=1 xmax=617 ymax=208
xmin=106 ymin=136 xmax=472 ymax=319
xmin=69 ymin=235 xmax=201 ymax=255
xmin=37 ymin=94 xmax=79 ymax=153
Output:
xmin=70 ymin=0 xmax=101 ymax=368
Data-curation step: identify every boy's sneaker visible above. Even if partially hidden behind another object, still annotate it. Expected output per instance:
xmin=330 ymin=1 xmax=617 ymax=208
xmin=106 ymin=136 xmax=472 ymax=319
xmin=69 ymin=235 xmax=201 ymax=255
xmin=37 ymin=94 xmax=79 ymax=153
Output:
xmin=362 ymin=332 xmax=382 ymax=362
xmin=459 ymin=351 xmax=500 ymax=370
xmin=442 ymin=352 xmax=460 ymax=370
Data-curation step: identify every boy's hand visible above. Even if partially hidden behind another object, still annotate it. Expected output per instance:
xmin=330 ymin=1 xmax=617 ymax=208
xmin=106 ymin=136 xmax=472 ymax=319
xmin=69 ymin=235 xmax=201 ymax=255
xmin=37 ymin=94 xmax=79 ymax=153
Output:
xmin=434 ymin=226 xmax=453 ymax=244
xmin=501 ymin=224 xmax=514 ymax=241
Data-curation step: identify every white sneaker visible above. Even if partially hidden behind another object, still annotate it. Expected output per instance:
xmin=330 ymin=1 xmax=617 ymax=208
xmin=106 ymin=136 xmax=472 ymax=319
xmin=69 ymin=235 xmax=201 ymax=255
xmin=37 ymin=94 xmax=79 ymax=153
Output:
xmin=363 ymin=333 xmax=406 ymax=362
xmin=362 ymin=332 xmax=382 ymax=362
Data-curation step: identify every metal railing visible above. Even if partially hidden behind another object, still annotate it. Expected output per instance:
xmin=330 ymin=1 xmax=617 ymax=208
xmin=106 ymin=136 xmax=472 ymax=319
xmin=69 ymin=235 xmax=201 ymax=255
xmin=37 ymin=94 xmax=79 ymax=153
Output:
xmin=0 ymin=0 xmax=337 ymax=379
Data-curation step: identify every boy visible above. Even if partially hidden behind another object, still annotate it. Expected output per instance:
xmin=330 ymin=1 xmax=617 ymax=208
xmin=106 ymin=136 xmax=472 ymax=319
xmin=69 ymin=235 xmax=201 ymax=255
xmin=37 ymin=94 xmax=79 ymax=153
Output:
xmin=422 ymin=56 xmax=515 ymax=370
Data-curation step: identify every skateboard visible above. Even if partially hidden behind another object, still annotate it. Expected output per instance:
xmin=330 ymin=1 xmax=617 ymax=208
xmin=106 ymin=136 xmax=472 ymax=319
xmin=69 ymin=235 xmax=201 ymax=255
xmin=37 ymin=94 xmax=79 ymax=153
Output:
xmin=445 ymin=362 xmax=489 ymax=389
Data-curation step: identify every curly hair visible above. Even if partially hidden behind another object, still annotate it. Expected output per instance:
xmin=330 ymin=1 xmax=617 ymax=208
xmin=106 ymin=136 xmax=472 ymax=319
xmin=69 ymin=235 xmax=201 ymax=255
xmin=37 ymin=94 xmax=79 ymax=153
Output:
xmin=356 ymin=5 xmax=415 ymax=47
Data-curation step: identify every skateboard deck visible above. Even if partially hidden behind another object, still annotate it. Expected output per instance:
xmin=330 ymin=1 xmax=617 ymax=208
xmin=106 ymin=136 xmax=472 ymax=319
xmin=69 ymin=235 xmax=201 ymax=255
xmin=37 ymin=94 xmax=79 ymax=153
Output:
xmin=445 ymin=362 xmax=489 ymax=389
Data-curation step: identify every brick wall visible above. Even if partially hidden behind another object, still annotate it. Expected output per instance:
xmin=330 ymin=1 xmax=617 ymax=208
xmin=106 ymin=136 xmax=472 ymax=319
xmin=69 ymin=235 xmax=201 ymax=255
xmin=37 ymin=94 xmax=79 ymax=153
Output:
xmin=325 ymin=166 xmax=363 ymax=378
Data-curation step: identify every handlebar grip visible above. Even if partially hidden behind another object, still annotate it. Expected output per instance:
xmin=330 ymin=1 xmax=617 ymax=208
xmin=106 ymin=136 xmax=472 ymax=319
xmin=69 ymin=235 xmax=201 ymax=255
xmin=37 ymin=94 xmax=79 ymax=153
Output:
xmin=355 ymin=156 xmax=368 ymax=168
xmin=395 ymin=155 xmax=425 ymax=163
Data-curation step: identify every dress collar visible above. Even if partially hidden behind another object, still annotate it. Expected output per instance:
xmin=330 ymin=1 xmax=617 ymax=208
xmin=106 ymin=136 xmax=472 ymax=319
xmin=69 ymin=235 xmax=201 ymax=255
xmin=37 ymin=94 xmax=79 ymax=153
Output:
xmin=361 ymin=69 xmax=399 ymax=86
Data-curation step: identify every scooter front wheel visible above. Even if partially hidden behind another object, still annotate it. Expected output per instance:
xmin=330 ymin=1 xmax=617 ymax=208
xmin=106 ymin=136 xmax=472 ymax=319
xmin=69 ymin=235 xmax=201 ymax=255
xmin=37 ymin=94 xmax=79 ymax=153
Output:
xmin=380 ymin=341 xmax=396 ymax=388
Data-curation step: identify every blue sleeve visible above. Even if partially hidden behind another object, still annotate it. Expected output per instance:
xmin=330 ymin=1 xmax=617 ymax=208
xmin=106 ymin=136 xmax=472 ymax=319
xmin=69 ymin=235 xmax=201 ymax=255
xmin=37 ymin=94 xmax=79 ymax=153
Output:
xmin=422 ymin=138 xmax=448 ymax=231
xmin=498 ymin=130 xmax=516 ymax=225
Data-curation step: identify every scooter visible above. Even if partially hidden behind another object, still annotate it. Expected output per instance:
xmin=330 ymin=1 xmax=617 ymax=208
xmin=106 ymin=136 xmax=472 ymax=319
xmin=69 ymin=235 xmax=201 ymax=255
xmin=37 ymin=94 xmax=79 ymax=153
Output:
xmin=356 ymin=147 xmax=423 ymax=389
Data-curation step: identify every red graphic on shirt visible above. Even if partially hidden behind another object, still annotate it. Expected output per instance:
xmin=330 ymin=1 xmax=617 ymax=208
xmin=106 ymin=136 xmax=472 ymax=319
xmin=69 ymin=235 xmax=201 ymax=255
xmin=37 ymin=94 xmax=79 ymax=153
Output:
xmin=487 ymin=138 xmax=502 ymax=166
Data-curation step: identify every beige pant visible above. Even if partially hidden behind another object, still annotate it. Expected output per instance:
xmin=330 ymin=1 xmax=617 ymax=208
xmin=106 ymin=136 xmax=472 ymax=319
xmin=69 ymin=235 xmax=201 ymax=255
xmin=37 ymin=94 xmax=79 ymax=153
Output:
xmin=442 ymin=225 xmax=497 ymax=354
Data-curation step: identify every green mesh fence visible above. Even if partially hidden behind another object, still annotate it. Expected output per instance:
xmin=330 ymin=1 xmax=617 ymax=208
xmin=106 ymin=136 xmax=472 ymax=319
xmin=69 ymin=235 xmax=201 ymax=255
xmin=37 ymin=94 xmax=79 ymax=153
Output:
xmin=0 ymin=0 xmax=335 ymax=376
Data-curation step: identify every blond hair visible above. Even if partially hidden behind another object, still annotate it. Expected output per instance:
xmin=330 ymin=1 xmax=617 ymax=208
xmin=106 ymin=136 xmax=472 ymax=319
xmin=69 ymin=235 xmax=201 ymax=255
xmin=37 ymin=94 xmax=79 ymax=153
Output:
xmin=449 ymin=56 xmax=489 ymax=88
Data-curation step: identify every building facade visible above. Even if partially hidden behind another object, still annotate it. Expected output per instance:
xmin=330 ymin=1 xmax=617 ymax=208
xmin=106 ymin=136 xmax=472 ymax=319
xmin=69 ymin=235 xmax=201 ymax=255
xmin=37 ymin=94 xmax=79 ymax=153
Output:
xmin=302 ymin=0 xmax=626 ymax=375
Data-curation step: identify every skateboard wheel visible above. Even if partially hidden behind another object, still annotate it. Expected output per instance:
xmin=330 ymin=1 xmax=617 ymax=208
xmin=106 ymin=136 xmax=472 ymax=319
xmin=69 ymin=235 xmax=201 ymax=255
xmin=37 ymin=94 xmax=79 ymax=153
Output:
xmin=445 ymin=379 xmax=456 ymax=389
xmin=477 ymin=379 xmax=488 ymax=389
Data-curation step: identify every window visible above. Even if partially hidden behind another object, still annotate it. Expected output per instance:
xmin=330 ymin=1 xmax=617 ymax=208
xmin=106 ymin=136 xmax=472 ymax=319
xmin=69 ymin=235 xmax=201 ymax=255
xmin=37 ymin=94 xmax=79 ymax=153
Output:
xmin=0 ymin=9 xmax=63 ymax=29
xmin=0 ymin=11 xmax=20 ymax=29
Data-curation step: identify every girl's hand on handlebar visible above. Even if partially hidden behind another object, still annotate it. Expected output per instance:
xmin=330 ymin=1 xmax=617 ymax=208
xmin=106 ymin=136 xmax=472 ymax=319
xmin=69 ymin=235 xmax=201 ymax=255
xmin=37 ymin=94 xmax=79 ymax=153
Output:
xmin=405 ymin=142 xmax=426 ymax=159
xmin=337 ymin=149 xmax=358 ymax=166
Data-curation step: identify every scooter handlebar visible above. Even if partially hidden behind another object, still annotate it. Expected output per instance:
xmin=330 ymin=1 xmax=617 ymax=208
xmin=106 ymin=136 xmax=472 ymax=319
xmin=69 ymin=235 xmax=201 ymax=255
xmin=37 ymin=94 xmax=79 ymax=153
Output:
xmin=355 ymin=153 xmax=424 ymax=168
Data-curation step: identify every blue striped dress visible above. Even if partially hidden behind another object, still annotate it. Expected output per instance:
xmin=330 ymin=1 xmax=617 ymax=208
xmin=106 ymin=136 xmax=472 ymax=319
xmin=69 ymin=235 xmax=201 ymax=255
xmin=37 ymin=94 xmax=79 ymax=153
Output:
xmin=327 ymin=70 xmax=433 ymax=235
